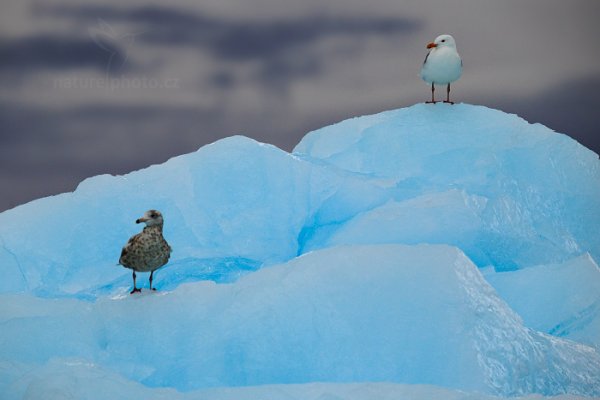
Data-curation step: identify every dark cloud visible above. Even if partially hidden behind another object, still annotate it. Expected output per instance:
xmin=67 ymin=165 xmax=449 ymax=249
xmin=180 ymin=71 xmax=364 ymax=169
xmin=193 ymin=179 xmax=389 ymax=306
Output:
xmin=42 ymin=4 xmax=422 ymax=60
xmin=0 ymin=36 xmax=127 ymax=75
xmin=1 ymin=4 xmax=421 ymax=93
xmin=209 ymin=70 xmax=236 ymax=89
xmin=40 ymin=4 xmax=215 ymax=28
xmin=208 ymin=17 xmax=420 ymax=61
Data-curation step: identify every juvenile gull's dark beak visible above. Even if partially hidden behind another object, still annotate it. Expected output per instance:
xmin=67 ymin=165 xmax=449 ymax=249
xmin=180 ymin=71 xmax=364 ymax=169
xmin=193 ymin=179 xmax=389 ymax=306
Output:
xmin=136 ymin=217 xmax=148 ymax=224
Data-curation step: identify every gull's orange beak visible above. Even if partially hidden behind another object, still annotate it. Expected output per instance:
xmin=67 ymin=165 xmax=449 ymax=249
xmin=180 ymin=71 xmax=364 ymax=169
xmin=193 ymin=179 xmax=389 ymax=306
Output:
xmin=427 ymin=42 xmax=437 ymax=49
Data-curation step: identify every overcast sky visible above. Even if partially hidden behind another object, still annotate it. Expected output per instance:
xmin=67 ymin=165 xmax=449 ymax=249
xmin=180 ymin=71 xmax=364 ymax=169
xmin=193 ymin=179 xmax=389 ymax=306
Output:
xmin=1 ymin=0 xmax=599 ymax=211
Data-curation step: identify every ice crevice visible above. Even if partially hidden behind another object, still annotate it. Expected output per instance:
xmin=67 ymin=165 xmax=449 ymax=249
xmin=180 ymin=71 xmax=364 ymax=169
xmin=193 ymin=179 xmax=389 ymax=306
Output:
xmin=0 ymin=233 xmax=28 ymax=291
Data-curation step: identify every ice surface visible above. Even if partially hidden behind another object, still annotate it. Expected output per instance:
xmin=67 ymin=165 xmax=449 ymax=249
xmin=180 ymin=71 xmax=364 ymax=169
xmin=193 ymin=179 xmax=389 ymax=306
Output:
xmin=302 ymin=189 xmax=491 ymax=266
xmin=2 ymin=245 xmax=599 ymax=398
xmin=296 ymin=103 xmax=600 ymax=270
xmin=484 ymin=254 xmax=600 ymax=349
xmin=1 ymin=103 xmax=599 ymax=398
xmin=2 ymin=360 xmax=591 ymax=400
xmin=1 ymin=362 xmax=593 ymax=400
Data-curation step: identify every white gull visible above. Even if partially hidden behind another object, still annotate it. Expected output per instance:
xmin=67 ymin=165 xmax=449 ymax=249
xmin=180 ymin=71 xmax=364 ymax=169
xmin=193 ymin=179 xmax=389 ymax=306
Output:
xmin=420 ymin=34 xmax=463 ymax=104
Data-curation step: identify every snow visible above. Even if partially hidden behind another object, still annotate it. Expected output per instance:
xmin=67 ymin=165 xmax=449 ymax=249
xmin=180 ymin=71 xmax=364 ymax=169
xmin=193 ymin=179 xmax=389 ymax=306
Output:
xmin=1 ymin=103 xmax=599 ymax=399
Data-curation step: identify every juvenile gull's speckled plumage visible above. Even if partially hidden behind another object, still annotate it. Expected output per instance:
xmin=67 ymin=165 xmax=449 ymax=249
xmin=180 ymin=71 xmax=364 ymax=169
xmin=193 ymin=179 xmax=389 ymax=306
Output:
xmin=119 ymin=210 xmax=171 ymax=294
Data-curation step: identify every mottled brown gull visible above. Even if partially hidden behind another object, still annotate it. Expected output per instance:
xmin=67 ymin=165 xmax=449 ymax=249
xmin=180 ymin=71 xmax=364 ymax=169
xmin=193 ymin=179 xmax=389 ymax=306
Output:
xmin=119 ymin=210 xmax=171 ymax=294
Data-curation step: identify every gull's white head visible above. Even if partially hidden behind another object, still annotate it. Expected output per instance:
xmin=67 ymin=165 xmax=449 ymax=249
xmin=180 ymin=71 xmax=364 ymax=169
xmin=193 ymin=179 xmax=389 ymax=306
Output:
xmin=136 ymin=210 xmax=164 ymax=227
xmin=427 ymin=34 xmax=457 ymax=50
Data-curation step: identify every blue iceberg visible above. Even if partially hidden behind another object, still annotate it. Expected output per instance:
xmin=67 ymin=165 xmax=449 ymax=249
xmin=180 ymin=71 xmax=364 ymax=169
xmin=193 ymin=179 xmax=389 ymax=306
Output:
xmin=1 ymin=104 xmax=599 ymax=399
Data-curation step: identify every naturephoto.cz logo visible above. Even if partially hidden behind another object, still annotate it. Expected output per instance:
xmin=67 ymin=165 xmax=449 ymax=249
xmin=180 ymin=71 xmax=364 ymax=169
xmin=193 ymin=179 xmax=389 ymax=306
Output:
xmin=54 ymin=75 xmax=180 ymax=90
xmin=54 ymin=19 xmax=180 ymax=90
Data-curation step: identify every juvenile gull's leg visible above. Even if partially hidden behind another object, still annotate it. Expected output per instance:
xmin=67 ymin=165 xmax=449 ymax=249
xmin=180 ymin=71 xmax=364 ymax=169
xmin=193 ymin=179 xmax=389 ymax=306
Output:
xmin=130 ymin=271 xmax=141 ymax=294
xmin=149 ymin=270 xmax=157 ymax=291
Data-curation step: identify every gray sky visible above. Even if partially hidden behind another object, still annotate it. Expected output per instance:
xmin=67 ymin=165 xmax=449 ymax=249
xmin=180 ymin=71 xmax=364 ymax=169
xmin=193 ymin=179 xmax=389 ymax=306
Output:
xmin=1 ymin=0 xmax=599 ymax=211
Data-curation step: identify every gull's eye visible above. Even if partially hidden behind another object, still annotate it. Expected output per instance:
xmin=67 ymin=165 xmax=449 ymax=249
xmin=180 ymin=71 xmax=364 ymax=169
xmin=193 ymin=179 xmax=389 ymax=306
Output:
xmin=441 ymin=39 xmax=446 ymax=43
